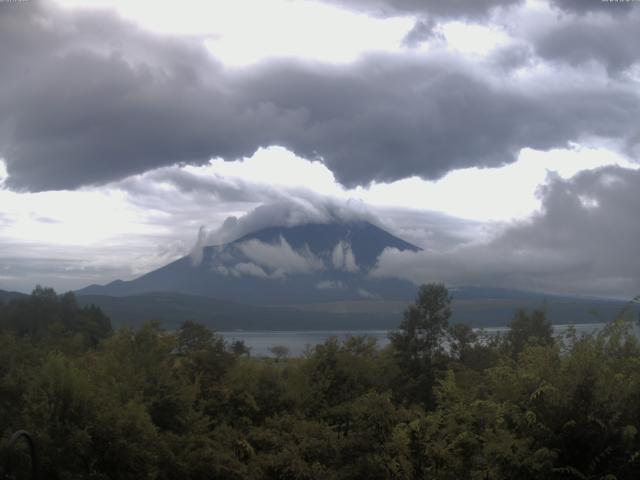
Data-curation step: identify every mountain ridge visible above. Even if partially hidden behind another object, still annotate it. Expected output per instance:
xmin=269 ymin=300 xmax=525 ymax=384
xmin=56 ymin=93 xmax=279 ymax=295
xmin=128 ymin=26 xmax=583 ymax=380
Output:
xmin=76 ymin=221 xmax=421 ymax=303
xmin=0 ymin=289 xmax=28 ymax=304
xmin=74 ymin=290 xmax=637 ymax=331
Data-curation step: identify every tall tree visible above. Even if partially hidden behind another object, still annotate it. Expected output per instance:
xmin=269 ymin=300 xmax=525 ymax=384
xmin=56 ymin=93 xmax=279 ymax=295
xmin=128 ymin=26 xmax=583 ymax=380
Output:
xmin=389 ymin=283 xmax=451 ymax=408
xmin=506 ymin=309 xmax=554 ymax=358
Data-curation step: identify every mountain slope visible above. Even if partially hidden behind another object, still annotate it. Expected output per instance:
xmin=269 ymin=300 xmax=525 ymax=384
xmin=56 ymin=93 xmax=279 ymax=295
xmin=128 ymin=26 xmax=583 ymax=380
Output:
xmin=77 ymin=221 xmax=421 ymax=304
xmin=75 ymin=290 xmax=637 ymax=331
xmin=76 ymin=292 xmax=398 ymax=330
xmin=0 ymin=289 xmax=28 ymax=304
xmin=233 ymin=222 xmax=420 ymax=269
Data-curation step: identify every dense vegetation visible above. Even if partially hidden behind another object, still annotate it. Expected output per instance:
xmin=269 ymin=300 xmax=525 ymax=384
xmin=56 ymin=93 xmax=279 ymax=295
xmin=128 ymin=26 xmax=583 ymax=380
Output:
xmin=1 ymin=285 xmax=640 ymax=479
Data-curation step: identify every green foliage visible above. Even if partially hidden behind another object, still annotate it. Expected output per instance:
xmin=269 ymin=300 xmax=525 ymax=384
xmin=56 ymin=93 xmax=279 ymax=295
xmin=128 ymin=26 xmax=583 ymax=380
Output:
xmin=0 ymin=286 xmax=112 ymax=348
xmin=2 ymin=284 xmax=640 ymax=479
xmin=390 ymin=283 xmax=452 ymax=408
xmin=505 ymin=308 xmax=554 ymax=358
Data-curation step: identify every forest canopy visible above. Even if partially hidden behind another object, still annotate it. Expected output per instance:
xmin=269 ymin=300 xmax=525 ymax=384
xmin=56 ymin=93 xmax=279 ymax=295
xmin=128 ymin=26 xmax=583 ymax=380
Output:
xmin=1 ymin=284 xmax=640 ymax=479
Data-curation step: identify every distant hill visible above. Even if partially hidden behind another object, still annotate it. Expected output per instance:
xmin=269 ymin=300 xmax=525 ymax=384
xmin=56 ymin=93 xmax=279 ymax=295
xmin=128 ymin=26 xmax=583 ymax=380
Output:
xmin=76 ymin=292 xmax=398 ymax=330
xmin=282 ymin=288 xmax=636 ymax=328
xmin=75 ymin=290 xmax=638 ymax=331
xmin=77 ymin=221 xmax=421 ymax=304
xmin=0 ymin=289 xmax=28 ymax=304
xmin=2 ymin=286 xmax=631 ymax=332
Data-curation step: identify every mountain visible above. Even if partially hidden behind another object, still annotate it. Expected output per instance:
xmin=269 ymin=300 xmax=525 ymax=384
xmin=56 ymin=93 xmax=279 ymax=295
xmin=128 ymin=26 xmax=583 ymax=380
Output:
xmin=76 ymin=292 xmax=398 ymax=330
xmin=232 ymin=222 xmax=419 ymax=268
xmin=285 ymin=287 xmax=637 ymax=328
xmin=75 ymin=290 xmax=637 ymax=332
xmin=0 ymin=289 xmax=28 ymax=304
xmin=77 ymin=221 xmax=421 ymax=304
xmin=75 ymin=221 xmax=639 ymax=330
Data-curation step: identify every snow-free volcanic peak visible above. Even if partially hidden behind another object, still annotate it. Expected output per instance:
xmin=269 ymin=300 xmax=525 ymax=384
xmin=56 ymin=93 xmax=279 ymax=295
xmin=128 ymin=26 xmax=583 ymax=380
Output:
xmin=77 ymin=221 xmax=421 ymax=304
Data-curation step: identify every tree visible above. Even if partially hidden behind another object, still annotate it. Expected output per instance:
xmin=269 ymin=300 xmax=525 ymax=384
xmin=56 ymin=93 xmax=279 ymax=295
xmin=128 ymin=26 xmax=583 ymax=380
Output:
xmin=389 ymin=283 xmax=451 ymax=408
xmin=268 ymin=345 xmax=290 ymax=362
xmin=176 ymin=320 xmax=216 ymax=354
xmin=0 ymin=287 xmax=111 ymax=346
xmin=447 ymin=323 xmax=477 ymax=363
xmin=506 ymin=309 xmax=554 ymax=358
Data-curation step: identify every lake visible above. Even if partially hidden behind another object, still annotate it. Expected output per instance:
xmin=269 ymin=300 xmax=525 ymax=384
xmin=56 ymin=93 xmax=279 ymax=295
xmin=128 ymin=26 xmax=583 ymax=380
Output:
xmin=219 ymin=322 xmax=613 ymax=357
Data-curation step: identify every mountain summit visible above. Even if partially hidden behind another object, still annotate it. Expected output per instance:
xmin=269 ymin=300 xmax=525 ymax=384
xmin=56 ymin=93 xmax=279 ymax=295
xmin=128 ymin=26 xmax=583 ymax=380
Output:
xmin=77 ymin=221 xmax=421 ymax=304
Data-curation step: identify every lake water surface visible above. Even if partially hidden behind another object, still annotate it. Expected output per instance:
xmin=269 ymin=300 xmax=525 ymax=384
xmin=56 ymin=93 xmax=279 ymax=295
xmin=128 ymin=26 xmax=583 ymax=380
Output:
xmin=219 ymin=322 xmax=611 ymax=357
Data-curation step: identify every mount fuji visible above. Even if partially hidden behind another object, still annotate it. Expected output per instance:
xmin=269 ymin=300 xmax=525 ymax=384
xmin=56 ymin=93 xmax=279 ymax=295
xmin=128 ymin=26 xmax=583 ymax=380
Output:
xmin=77 ymin=221 xmax=421 ymax=304
xmin=74 ymin=221 xmax=634 ymax=329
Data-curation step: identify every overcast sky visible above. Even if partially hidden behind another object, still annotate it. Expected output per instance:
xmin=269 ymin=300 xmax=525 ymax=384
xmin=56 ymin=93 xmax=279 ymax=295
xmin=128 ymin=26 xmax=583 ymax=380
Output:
xmin=0 ymin=0 xmax=639 ymax=297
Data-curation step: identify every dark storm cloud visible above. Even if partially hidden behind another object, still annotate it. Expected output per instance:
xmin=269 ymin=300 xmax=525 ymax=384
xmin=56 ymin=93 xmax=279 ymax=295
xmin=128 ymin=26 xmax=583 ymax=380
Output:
xmin=318 ymin=0 xmax=524 ymax=45
xmin=549 ymin=0 xmax=637 ymax=15
xmin=0 ymin=2 xmax=303 ymax=191
xmin=494 ymin=166 xmax=640 ymax=292
xmin=374 ymin=166 xmax=640 ymax=298
xmin=493 ymin=165 xmax=640 ymax=296
xmin=118 ymin=167 xmax=273 ymax=204
xmin=321 ymin=0 xmax=634 ymax=19
xmin=318 ymin=0 xmax=523 ymax=20
xmin=533 ymin=12 xmax=640 ymax=74
xmin=1 ymin=1 xmax=640 ymax=192
xmin=321 ymin=0 xmax=640 ymax=73
xmin=237 ymin=59 xmax=639 ymax=186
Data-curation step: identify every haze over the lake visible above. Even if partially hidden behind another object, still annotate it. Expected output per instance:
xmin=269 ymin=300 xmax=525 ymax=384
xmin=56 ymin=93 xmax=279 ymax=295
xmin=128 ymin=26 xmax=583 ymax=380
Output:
xmin=1 ymin=0 xmax=639 ymax=298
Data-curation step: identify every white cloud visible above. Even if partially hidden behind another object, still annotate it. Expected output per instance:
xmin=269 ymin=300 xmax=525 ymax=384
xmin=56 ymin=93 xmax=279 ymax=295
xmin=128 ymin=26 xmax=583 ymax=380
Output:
xmin=438 ymin=21 xmax=510 ymax=55
xmin=371 ymin=165 xmax=640 ymax=298
xmin=354 ymin=145 xmax=636 ymax=221
xmin=205 ymin=195 xmax=374 ymax=246
xmin=316 ymin=280 xmax=346 ymax=290
xmin=215 ymin=265 xmax=230 ymax=276
xmin=149 ymin=144 xmax=637 ymax=225
xmin=331 ymin=241 xmax=359 ymax=272
xmin=357 ymin=287 xmax=377 ymax=299
xmin=238 ymin=236 xmax=324 ymax=276
xmin=371 ymin=245 xmax=582 ymax=293
xmin=54 ymin=0 xmax=413 ymax=66
xmin=1 ymin=141 xmax=633 ymax=292
xmin=232 ymin=262 xmax=269 ymax=278
xmin=190 ymin=226 xmax=208 ymax=266
xmin=0 ymin=159 xmax=7 ymax=188
xmin=1 ymin=142 xmax=632 ymax=292
xmin=130 ymin=240 xmax=188 ymax=275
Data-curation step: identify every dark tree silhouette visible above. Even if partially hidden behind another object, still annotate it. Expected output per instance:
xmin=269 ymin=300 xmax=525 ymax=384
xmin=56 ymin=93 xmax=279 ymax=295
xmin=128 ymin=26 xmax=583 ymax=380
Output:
xmin=390 ymin=283 xmax=451 ymax=408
